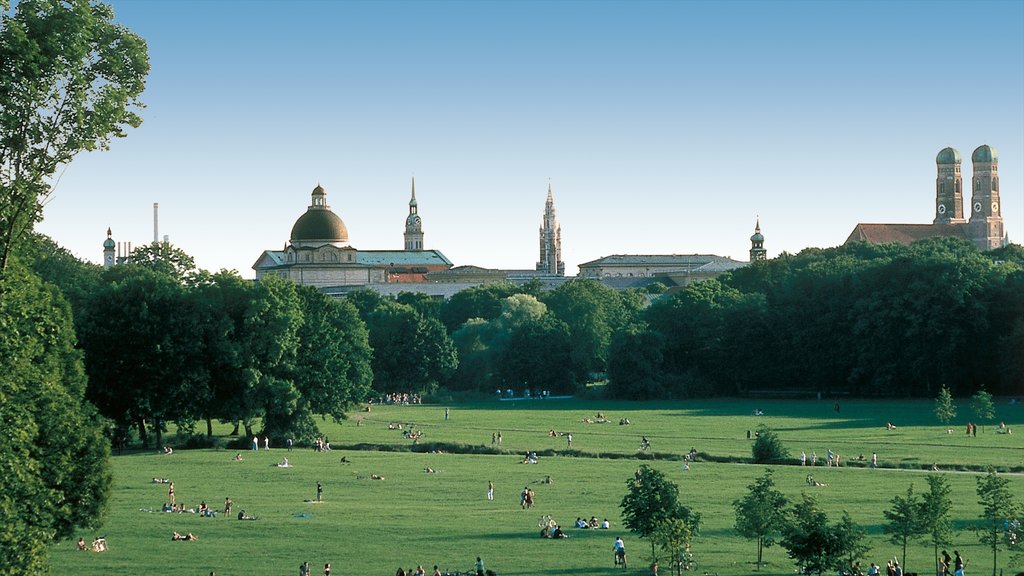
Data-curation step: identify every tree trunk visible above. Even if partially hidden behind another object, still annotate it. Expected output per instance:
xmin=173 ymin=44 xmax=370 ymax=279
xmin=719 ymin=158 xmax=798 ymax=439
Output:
xmin=757 ymin=537 xmax=763 ymax=570
xmin=154 ymin=417 xmax=162 ymax=449
xmin=230 ymin=420 xmax=239 ymax=436
xmin=206 ymin=416 xmax=213 ymax=438
xmin=137 ymin=417 xmax=149 ymax=447
xmin=244 ymin=421 xmax=254 ymax=438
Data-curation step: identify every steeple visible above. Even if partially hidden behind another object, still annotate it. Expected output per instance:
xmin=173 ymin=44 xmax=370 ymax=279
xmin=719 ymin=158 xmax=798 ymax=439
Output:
xmin=536 ymin=181 xmax=565 ymax=276
xmin=749 ymin=218 xmax=766 ymax=261
xmin=404 ymin=176 xmax=424 ymax=250
xmin=103 ymin=227 xmax=116 ymax=269
xmin=968 ymin=145 xmax=1006 ymax=250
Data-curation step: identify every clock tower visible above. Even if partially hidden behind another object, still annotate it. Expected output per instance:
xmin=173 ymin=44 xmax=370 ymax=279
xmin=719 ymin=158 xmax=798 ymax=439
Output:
xmin=403 ymin=177 xmax=424 ymax=251
xmin=103 ymin=228 xmax=116 ymax=269
xmin=933 ymin=147 xmax=965 ymax=224
xmin=968 ymin=144 xmax=1005 ymax=250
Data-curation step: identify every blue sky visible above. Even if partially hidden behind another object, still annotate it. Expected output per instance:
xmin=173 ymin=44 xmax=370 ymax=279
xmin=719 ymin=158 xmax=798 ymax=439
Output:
xmin=37 ymin=0 xmax=1024 ymax=277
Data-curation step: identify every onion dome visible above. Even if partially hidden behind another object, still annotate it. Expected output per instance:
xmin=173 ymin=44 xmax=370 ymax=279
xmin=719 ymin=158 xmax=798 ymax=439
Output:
xmin=972 ymin=144 xmax=997 ymax=163
xmin=936 ymin=147 xmax=961 ymax=164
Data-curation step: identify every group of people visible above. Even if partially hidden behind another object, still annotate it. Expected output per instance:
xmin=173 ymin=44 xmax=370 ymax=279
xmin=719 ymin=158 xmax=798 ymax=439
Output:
xmin=573 ymin=516 xmax=609 ymax=529
xmin=298 ymin=561 xmax=331 ymax=575
xmin=76 ymin=536 xmax=106 ymax=552
xmin=170 ymin=531 xmax=197 ymax=541
xmin=519 ymin=486 xmax=536 ymax=509
xmin=373 ymin=392 xmax=422 ymax=405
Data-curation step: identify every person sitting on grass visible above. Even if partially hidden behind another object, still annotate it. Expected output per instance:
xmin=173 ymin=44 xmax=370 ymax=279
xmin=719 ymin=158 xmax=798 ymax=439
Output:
xmin=233 ymin=453 xmax=243 ymax=461
xmin=237 ymin=510 xmax=257 ymax=520
xmin=551 ymin=525 xmax=567 ymax=538
xmin=77 ymin=537 xmax=87 ymax=551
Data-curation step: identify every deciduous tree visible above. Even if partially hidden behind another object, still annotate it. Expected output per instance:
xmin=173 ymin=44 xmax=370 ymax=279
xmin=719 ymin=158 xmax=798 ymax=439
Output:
xmin=0 ymin=0 xmax=148 ymax=273
xmin=734 ymin=469 xmax=789 ymax=571
xmin=883 ymin=484 xmax=924 ymax=570
xmin=974 ymin=469 xmax=1021 ymax=576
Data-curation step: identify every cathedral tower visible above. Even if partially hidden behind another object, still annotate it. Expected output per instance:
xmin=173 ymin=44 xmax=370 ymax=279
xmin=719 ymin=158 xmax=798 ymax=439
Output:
xmin=404 ymin=177 xmax=424 ymax=250
xmin=749 ymin=218 xmax=766 ymax=261
xmin=968 ymin=145 xmax=1006 ymax=250
xmin=536 ymin=182 xmax=565 ymax=276
xmin=934 ymin=147 xmax=965 ymax=224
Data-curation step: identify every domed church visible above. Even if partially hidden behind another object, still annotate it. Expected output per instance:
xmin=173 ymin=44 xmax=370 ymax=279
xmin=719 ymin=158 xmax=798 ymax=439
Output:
xmin=845 ymin=145 xmax=1008 ymax=250
xmin=252 ymin=181 xmax=452 ymax=287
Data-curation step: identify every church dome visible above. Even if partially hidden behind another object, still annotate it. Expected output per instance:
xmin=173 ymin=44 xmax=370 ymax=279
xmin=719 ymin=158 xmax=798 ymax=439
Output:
xmin=972 ymin=144 xmax=997 ymax=163
xmin=750 ymin=230 xmax=764 ymax=243
xmin=936 ymin=147 xmax=961 ymax=164
xmin=103 ymin=227 xmax=115 ymax=249
xmin=289 ymin=185 xmax=349 ymax=245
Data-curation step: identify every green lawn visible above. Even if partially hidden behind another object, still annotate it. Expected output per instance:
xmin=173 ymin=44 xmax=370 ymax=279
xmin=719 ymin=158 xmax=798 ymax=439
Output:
xmin=49 ymin=399 xmax=1024 ymax=575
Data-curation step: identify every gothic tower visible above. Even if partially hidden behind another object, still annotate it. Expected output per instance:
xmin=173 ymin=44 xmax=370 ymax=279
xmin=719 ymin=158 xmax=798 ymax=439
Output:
xmin=968 ymin=145 xmax=1006 ymax=250
xmin=404 ymin=176 xmax=424 ymax=251
xmin=536 ymin=182 xmax=565 ymax=276
xmin=749 ymin=218 xmax=766 ymax=261
xmin=103 ymin=228 xmax=116 ymax=269
xmin=934 ymin=147 xmax=965 ymax=224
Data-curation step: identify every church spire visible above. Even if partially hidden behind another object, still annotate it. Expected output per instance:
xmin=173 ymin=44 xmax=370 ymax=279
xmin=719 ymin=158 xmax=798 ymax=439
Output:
xmin=749 ymin=217 xmax=766 ymax=261
xmin=404 ymin=176 xmax=424 ymax=251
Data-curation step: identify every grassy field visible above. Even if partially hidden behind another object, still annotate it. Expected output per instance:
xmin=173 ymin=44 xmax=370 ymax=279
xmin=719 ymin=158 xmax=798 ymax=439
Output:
xmin=49 ymin=399 xmax=1024 ymax=575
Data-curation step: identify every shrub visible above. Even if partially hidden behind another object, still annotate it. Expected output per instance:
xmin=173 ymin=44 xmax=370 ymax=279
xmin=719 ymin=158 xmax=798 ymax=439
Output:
xmin=751 ymin=425 xmax=789 ymax=463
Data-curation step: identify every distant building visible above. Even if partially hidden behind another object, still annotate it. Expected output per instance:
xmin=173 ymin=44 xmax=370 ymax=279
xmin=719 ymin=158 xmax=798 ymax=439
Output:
xmin=536 ymin=183 xmax=565 ymax=276
xmin=578 ymin=254 xmax=748 ymax=287
xmin=252 ymin=184 xmax=452 ymax=287
xmin=749 ymin=219 xmax=766 ymax=261
xmin=845 ymin=145 xmax=1008 ymax=250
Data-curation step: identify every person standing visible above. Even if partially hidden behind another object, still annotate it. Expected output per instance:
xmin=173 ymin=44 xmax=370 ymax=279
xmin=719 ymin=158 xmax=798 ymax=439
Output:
xmin=263 ymin=436 xmax=270 ymax=450
xmin=491 ymin=432 xmax=496 ymax=445
xmin=287 ymin=437 xmax=293 ymax=451
xmin=316 ymin=481 xmax=323 ymax=502
xmin=487 ymin=480 xmax=494 ymax=501
xmin=953 ymin=550 xmax=965 ymax=576
xmin=445 ymin=407 xmax=450 ymax=421
xmin=252 ymin=435 xmax=259 ymax=451
xmin=811 ymin=451 xmax=817 ymax=466
xmin=474 ymin=557 xmax=484 ymax=576
xmin=168 ymin=481 xmax=175 ymax=505
xmin=939 ymin=550 xmax=951 ymax=575
xmin=872 ymin=452 xmax=878 ymax=468
xmin=497 ymin=432 xmax=502 ymax=446
xmin=566 ymin=433 xmax=573 ymax=448
xmin=323 ymin=562 xmax=331 ymax=575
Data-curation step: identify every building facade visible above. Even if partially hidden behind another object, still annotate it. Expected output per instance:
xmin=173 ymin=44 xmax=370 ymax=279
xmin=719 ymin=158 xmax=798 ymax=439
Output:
xmin=846 ymin=145 xmax=1008 ymax=250
xmin=253 ymin=184 xmax=452 ymax=287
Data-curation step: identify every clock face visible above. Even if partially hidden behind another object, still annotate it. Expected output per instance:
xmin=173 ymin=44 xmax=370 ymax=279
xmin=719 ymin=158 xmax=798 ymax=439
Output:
xmin=992 ymin=201 xmax=999 ymax=213
xmin=105 ymin=254 xmax=113 ymax=263
xmin=974 ymin=202 xmax=983 ymax=213
xmin=938 ymin=204 xmax=946 ymax=214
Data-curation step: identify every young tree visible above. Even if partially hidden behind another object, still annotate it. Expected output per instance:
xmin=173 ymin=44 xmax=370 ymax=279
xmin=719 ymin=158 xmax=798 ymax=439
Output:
xmin=883 ymin=484 xmax=924 ymax=569
xmin=975 ymin=470 xmax=1022 ymax=576
xmin=781 ymin=493 xmax=866 ymax=576
xmin=652 ymin=517 xmax=696 ymax=576
xmin=935 ymin=384 xmax=957 ymax=427
xmin=971 ymin=388 xmax=995 ymax=432
xmin=920 ymin=474 xmax=954 ymax=576
xmin=621 ymin=465 xmax=701 ymax=559
xmin=0 ymin=0 xmax=149 ymax=274
xmin=733 ymin=469 xmax=789 ymax=571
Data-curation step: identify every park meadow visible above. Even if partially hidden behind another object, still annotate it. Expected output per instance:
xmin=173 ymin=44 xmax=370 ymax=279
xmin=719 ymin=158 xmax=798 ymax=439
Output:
xmin=48 ymin=398 xmax=1023 ymax=576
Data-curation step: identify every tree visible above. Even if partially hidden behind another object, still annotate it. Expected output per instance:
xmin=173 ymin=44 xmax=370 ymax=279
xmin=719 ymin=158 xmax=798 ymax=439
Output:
xmin=971 ymin=388 xmax=995 ymax=432
xmin=128 ymin=242 xmax=198 ymax=283
xmin=974 ymin=469 xmax=1022 ymax=576
xmin=0 ymin=259 xmax=111 ymax=573
xmin=607 ymin=328 xmax=665 ymax=400
xmin=883 ymin=484 xmax=924 ymax=570
xmin=734 ymin=469 xmax=789 ymax=571
xmin=920 ymin=474 xmax=954 ymax=576
xmin=366 ymin=300 xmax=457 ymax=394
xmin=620 ymin=465 xmax=701 ymax=559
xmin=497 ymin=313 xmax=574 ymax=394
xmin=652 ymin=517 xmax=696 ymax=576
xmin=0 ymin=0 xmax=149 ymax=273
xmin=751 ymin=425 xmax=789 ymax=463
xmin=935 ymin=384 xmax=957 ymax=427
xmin=780 ymin=493 xmax=866 ymax=576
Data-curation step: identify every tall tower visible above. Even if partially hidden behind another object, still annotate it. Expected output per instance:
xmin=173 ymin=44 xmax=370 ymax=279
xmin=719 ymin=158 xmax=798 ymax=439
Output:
xmin=968 ymin=144 xmax=1005 ymax=250
xmin=404 ymin=176 xmax=424 ymax=251
xmin=934 ymin=147 xmax=965 ymax=224
xmin=103 ymin=228 xmax=116 ymax=269
xmin=749 ymin=218 xmax=766 ymax=261
xmin=536 ymin=182 xmax=565 ymax=276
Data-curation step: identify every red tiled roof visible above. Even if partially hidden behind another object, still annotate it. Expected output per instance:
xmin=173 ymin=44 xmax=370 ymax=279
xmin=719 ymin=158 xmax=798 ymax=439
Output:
xmin=844 ymin=223 xmax=970 ymax=246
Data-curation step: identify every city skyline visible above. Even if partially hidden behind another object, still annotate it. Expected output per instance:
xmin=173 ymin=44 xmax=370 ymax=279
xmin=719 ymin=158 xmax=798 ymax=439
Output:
xmin=36 ymin=0 xmax=1024 ymax=277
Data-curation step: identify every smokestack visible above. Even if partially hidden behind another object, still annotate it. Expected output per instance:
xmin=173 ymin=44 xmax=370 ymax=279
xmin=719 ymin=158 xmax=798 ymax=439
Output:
xmin=153 ymin=202 xmax=159 ymax=244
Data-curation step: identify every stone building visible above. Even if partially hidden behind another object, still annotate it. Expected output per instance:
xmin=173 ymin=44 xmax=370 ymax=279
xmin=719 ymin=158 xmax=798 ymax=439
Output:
xmin=845 ymin=145 xmax=1008 ymax=250
xmin=252 ymin=183 xmax=452 ymax=287
xmin=536 ymin=183 xmax=565 ymax=276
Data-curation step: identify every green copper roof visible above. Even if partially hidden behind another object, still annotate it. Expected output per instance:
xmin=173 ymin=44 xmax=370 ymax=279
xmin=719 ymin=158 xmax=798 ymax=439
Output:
xmin=936 ymin=147 xmax=961 ymax=164
xmin=972 ymin=144 xmax=997 ymax=163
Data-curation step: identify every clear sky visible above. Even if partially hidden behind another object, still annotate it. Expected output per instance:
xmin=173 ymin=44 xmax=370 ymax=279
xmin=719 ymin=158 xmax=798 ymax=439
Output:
xmin=37 ymin=0 xmax=1024 ymax=278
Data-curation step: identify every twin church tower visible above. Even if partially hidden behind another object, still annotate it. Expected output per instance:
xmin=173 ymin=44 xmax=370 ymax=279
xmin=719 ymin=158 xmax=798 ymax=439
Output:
xmin=933 ymin=144 xmax=1004 ymax=249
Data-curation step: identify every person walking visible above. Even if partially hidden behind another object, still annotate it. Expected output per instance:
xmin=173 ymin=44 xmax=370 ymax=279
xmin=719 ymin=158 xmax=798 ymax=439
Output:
xmin=474 ymin=557 xmax=484 ymax=576
xmin=566 ymin=433 xmax=573 ymax=448
xmin=613 ymin=536 xmax=626 ymax=567
xmin=953 ymin=550 xmax=966 ymax=576
xmin=252 ymin=435 xmax=259 ymax=451
xmin=316 ymin=481 xmax=323 ymax=502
